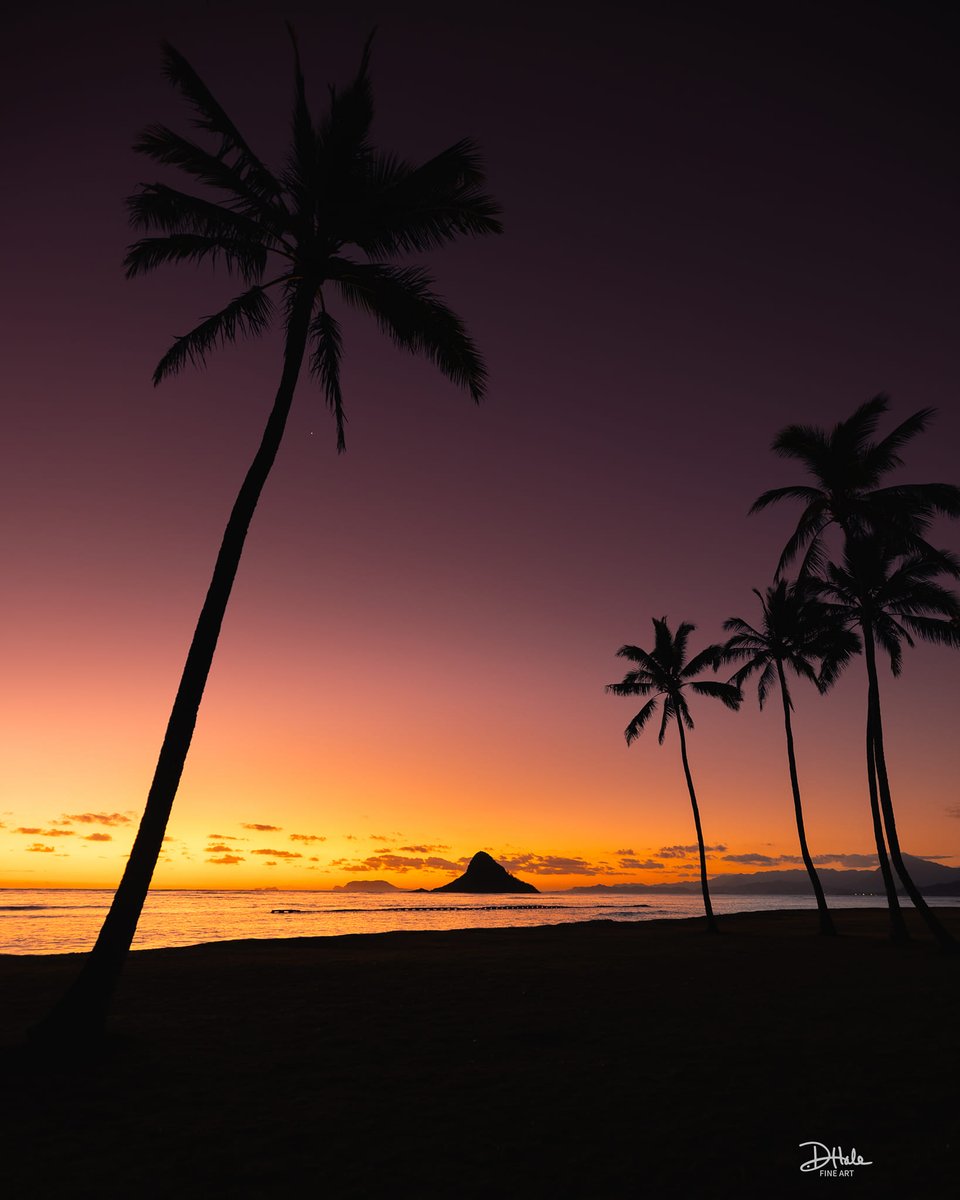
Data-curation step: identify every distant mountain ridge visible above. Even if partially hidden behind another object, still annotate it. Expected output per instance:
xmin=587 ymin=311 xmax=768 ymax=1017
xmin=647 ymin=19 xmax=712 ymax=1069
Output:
xmin=564 ymin=854 xmax=960 ymax=896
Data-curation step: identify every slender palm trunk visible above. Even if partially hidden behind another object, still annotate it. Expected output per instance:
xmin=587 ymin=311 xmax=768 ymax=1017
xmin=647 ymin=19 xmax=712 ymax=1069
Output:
xmin=675 ymin=717 xmax=718 ymax=933
xmin=774 ymin=661 xmax=835 ymax=936
xmin=866 ymin=711 xmax=908 ymax=942
xmin=29 ymin=288 xmax=316 ymax=1045
xmin=863 ymin=625 xmax=956 ymax=951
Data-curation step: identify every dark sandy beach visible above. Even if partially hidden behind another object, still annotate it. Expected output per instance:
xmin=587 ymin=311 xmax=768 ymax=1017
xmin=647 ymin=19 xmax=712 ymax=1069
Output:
xmin=2 ymin=909 xmax=958 ymax=1198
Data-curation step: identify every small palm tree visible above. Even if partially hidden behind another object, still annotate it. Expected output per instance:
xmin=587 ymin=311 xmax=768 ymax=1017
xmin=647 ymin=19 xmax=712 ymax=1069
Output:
xmin=720 ymin=580 xmax=860 ymax=936
xmin=32 ymin=32 xmax=502 ymax=1043
xmin=751 ymin=395 xmax=960 ymax=577
xmin=606 ymin=618 xmax=741 ymax=933
xmin=815 ymin=537 xmax=960 ymax=950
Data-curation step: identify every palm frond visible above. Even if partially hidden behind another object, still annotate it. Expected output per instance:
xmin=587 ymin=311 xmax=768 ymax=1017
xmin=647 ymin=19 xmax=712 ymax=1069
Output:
xmin=682 ymin=641 xmax=726 ymax=678
xmin=896 ymin=612 xmax=960 ymax=647
xmin=864 ymin=407 xmax=934 ymax=476
xmin=721 ymin=616 xmax=762 ymax=640
xmin=351 ymin=140 xmax=503 ymax=256
xmin=814 ymin=626 xmax=861 ymax=690
xmin=318 ymin=29 xmax=376 ymax=165
xmin=721 ymin=635 xmax=768 ymax=659
xmin=152 ymin=286 xmax=275 ymax=383
xmin=749 ymin=484 xmax=825 ymax=514
xmin=651 ymin=617 xmax=676 ymax=669
xmin=873 ymin=619 xmax=906 ymax=676
xmin=309 ymin=306 xmax=346 ymax=451
xmin=756 ymin=659 xmax=778 ymax=707
xmin=624 ymin=697 xmax=659 ymax=746
xmin=872 ymin=482 xmax=960 ymax=521
xmin=833 ymin=394 xmax=889 ymax=458
xmin=770 ymin=423 xmax=831 ymax=472
xmin=614 ymin=643 xmax=656 ymax=667
xmin=775 ymin=502 xmax=830 ymax=578
xmin=160 ymin=42 xmax=282 ymax=204
xmin=331 ymin=259 xmax=487 ymax=400
xmin=126 ymin=183 xmax=279 ymax=245
xmin=134 ymin=125 xmax=286 ymax=228
xmin=672 ymin=621 xmax=697 ymax=669
xmin=786 ymin=655 xmax=820 ymax=690
xmin=727 ymin=654 xmax=769 ymax=693
xmin=282 ymin=24 xmax=320 ymax=208
xmin=676 ymin=694 xmax=695 ymax=730
xmin=688 ymin=679 xmax=742 ymax=711
xmin=125 ymin=234 xmax=267 ymax=282
xmin=658 ymin=696 xmax=675 ymax=744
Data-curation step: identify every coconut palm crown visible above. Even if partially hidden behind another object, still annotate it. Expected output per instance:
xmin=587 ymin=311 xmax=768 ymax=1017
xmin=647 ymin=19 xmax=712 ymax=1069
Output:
xmin=607 ymin=618 xmax=741 ymax=744
xmin=750 ymin=395 xmax=960 ymax=579
xmin=125 ymin=30 xmax=502 ymax=449
xmin=722 ymin=580 xmax=860 ymax=704
xmin=816 ymin=537 xmax=960 ymax=674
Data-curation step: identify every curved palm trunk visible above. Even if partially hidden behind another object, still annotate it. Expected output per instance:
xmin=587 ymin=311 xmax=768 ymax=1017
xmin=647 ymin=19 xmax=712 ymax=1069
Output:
xmin=675 ymin=717 xmax=718 ymax=933
xmin=774 ymin=661 xmax=835 ymax=936
xmin=866 ymin=713 xmax=908 ymax=942
xmin=863 ymin=625 xmax=956 ymax=952
xmin=30 ymin=288 xmax=316 ymax=1045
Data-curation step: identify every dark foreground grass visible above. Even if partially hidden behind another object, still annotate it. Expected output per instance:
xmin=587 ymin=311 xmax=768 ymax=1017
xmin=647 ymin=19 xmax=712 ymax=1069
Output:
xmin=1 ymin=908 xmax=958 ymax=1199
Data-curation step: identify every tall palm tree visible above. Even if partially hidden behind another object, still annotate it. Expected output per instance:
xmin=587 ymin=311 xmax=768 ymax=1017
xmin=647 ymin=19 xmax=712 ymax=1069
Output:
xmin=31 ymin=33 xmax=502 ymax=1043
xmin=720 ymin=580 xmax=860 ymax=936
xmin=606 ymin=618 xmax=741 ymax=933
xmin=815 ymin=537 xmax=960 ymax=950
xmin=751 ymin=395 xmax=960 ymax=578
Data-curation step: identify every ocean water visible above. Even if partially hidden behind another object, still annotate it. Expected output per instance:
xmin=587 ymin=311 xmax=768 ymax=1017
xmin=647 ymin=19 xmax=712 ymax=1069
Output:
xmin=0 ymin=888 xmax=956 ymax=955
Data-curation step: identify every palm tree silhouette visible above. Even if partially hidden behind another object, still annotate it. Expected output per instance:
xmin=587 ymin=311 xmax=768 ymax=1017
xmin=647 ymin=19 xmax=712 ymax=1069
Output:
xmin=720 ymin=580 xmax=860 ymax=936
xmin=32 ymin=32 xmax=501 ymax=1043
xmin=751 ymin=395 xmax=960 ymax=578
xmin=815 ymin=537 xmax=960 ymax=950
xmin=606 ymin=618 xmax=741 ymax=933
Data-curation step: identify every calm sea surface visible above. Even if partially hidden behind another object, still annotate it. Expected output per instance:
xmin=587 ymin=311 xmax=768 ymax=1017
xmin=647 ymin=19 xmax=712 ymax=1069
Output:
xmin=1 ymin=889 xmax=956 ymax=955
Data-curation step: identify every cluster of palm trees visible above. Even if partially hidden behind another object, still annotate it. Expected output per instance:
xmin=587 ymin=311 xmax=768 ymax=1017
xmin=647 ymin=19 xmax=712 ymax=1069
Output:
xmin=609 ymin=398 xmax=960 ymax=947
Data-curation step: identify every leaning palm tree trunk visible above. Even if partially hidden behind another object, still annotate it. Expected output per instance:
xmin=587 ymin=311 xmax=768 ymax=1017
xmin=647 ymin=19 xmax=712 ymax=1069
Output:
xmin=863 ymin=627 xmax=956 ymax=951
xmin=675 ymin=719 xmax=718 ymax=933
xmin=774 ymin=662 xmax=835 ymax=935
xmin=865 ymin=717 xmax=908 ymax=942
xmin=30 ymin=289 xmax=315 ymax=1043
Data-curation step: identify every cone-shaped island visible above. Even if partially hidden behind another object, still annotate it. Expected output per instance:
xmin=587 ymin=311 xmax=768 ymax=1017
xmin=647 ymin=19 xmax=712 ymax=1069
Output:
xmin=432 ymin=851 xmax=539 ymax=894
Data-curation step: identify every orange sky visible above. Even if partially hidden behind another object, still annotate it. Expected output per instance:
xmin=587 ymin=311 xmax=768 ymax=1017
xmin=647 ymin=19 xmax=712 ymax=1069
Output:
xmin=2 ymin=3 xmax=959 ymax=892
xmin=3 ymin=601 xmax=956 ymax=890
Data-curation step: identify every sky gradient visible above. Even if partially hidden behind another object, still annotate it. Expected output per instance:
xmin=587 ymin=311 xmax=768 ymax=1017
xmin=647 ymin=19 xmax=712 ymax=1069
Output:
xmin=2 ymin=1 xmax=958 ymax=890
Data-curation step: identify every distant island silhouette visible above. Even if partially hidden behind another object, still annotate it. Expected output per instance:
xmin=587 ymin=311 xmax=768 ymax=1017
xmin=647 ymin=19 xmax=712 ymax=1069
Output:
xmin=432 ymin=851 xmax=539 ymax=894
xmin=565 ymin=853 xmax=960 ymax=896
xmin=331 ymin=880 xmax=402 ymax=893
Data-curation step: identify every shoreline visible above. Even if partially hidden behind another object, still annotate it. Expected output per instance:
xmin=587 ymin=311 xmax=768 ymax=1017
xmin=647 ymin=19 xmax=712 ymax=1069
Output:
xmin=3 ymin=908 xmax=959 ymax=1196
xmin=3 ymin=894 xmax=958 ymax=960
xmin=0 ymin=899 xmax=955 ymax=959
